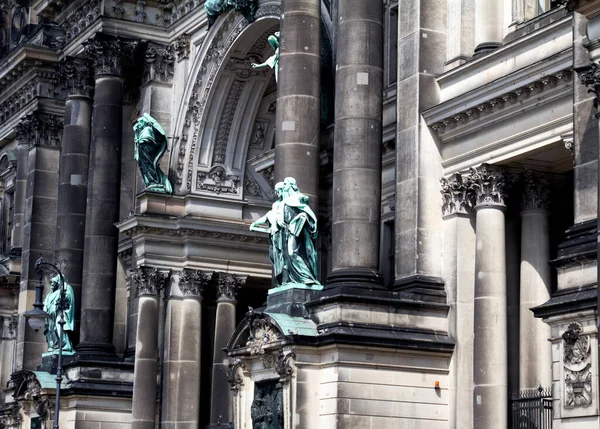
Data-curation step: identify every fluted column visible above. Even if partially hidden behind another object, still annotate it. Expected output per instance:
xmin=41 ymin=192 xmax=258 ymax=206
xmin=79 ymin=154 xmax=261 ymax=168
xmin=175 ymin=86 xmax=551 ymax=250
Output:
xmin=474 ymin=0 xmax=503 ymax=55
xmin=54 ymin=58 xmax=94 ymax=342
xmin=209 ymin=273 xmax=246 ymax=427
xmin=469 ymin=164 xmax=509 ymax=429
xmin=327 ymin=0 xmax=385 ymax=291
xmin=161 ymin=269 xmax=212 ymax=428
xmin=441 ymin=173 xmax=476 ymax=429
xmin=275 ymin=0 xmax=320 ymax=212
xmin=78 ymin=35 xmax=137 ymax=358
xmin=131 ymin=267 xmax=169 ymax=429
xmin=519 ymin=172 xmax=552 ymax=389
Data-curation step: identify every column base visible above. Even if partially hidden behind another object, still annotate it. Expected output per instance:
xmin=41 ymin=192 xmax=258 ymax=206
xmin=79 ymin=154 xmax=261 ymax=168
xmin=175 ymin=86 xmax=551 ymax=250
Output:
xmin=266 ymin=285 xmax=322 ymax=317
xmin=75 ymin=342 xmax=120 ymax=362
xmin=393 ymin=275 xmax=446 ymax=303
xmin=473 ymin=42 xmax=502 ymax=57
xmin=324 ymin=268 xmax=387 ymax=296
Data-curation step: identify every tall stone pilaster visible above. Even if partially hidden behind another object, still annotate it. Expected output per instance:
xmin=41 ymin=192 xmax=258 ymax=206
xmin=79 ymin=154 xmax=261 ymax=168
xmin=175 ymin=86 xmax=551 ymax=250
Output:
xmin=519 ymin=171 xmax=552 ymax=389
xmin=474 ymin=0 xmax=503 ymax=55
xmin=209 ymin=273 xmax=246 ymax=427
xmin=469 ymin=164 xmax=510 ymax=429
xmin=441 ymin=173 xmax=476 ymax=429
xmin=327 ymin=0 xmax=385 ymax=291
xmin=14 ymin=112 xmax=63 ymax=370
xmin=161 ymin=269 xmax=212 ymax=428
xmin=54 ymin=57 xmax=94 ymax=342
xmin=131 ymin=266 xmax=170 ymax=429
xmin=78 ymin=35 xmax=137 ymax=359
xmin=275 ymin=0 xmax=320 ymax=212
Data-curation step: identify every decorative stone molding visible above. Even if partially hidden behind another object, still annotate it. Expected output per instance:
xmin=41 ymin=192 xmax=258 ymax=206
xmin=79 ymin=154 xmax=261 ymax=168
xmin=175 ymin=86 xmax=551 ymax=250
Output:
xmin=15 ymin=112 xmax=63 ymax=147
xmin=112 ymin=0 xmax=125 ymax=19
xmin=178 ymin=269 xmax=213 ymax=298
xmin=143 ymin=42 xmax=175 ymax=84
xmin=441 ymin=172 xmax=473 ymax=216
xmin=520 ymin=171 xmax=551 ymax=213
xmin=56 ymin=57 xmax=94 ymax=99
xmin=577 ymin=61 xmax=600 ymax=118
xmin=216 ymin=272 xmax=247 ymax=301
xmin=258 ymin=165 xmax=274 ymax=188
xmin=83 ymin=36 xmax=138 ymax=78
xmin=0 ymin=80 xmax=38 ymax=125
xmin=0 ymin=401 xmax=22 ymax=428
xmin=244 ymin=171 xmax=269 ymax=199
xmin=250 ymin=120 xmax=267 ymax=148
xmin=226 ymin=357 xmax=245 ymax=395
xmin=468 ymin=164 xmax=513 ymax=208
xmin=245 ymin=310 xmax=284 ymax=356
xmin=1 ymin=316 xmax=18 ymax=340
xmin=131 ymin=266 xmax=170 ymax=297
xmin=197 ymin=165 xmax=240 ymax=195
xmin=562 ymin=323 xmax=593 ymax=409
xmin=134 ymin=1 xmax=147 ymax=23
xmin=275 ymin=347 xmax=296 ymax=383
xmin=430 ymin=70 xmax=573 ymax=134
xmin=173 ymin=33 xmax=191 ymax=62
xmin=175 ymin=4 xmax=281 ymax=189
xmin=121 ymin=224 xmax=267 ymax=245
xmin=213 ymin=79 xmax=245 ymax=165
xmin=60 ymin=0 xmax=102 ymax=43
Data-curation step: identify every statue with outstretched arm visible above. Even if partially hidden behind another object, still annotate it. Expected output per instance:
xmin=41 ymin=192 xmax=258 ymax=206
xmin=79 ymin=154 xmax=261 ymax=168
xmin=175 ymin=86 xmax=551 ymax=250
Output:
xmin=251 ymin=32 xmax=280 ymax=83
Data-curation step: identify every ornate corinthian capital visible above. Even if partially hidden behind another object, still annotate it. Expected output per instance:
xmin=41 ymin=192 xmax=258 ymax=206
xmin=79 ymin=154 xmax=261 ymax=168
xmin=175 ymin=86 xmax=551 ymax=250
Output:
xmin=178 ymin=269 xmax=213 ymax=298
xmin=83 ymin=35 xmax=138 ymax=78
xmin=520 ymin=171 xmax=551 ymax=212
xmin=173 ymin=33 xmax=191 ymax=62
xmin=216 ymin=272 xmax=247 ymax=301
xmin=468 ymin=164 xmax=514 ymax=208
xmin=15 ymin=112 xmax=63 ymax=147
xmin=131 ymin=266 xmax=170 ymax=296
xmin=56 ymin=57 xmax=94 ymax=98
xmin=143 ymin=42 xmax=175 ymax=84
xmin=577 ymin=61 xmax=600 ymax=117
xmin=441 ymin=173 xmax=473 ymax=216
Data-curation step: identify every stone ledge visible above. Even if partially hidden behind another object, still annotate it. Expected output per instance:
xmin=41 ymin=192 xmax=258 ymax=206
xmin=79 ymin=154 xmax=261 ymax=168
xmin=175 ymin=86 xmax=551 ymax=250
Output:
xmin=532 ymin=284 xmax=597 ymax=319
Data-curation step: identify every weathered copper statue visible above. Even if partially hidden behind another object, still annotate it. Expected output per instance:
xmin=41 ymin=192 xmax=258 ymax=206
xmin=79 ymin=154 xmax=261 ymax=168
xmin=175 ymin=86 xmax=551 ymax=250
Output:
xmin=205 ymin=0 xmax=258 ymax=27
xmin=43 ymin=275 xmax=75 ymax=355
xmin=133 ymin=113 xmax=173 ymax=194
xmin=251 ymin=31 xmax=280 ymax=83
xmin=250 ymin=177 xmax=320 ymax=288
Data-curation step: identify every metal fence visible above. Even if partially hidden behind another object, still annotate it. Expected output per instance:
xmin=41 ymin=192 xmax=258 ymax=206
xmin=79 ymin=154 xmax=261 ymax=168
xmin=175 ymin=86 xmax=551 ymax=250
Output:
xmin=510 ymin=387 xmax=553 ymax=429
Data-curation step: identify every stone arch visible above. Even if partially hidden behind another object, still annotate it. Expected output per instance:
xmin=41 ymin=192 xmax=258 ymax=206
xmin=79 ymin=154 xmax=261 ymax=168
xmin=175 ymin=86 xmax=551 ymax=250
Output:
xmin=169 ymin=2 xmax=282 ymax=197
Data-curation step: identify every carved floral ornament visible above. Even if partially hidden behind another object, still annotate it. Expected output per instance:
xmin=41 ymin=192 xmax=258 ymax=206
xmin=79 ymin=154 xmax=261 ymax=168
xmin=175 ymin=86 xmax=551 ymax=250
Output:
xmin=577 ymin=61 xmax=600 ymax=118
xmin=245 ymin=310 xmax=284 ymax=356
xmin=562 ymin=322 xmax=593 ymax=409
xmin=143 ymin=42 xmax=175 ymax=84
xmin=15 ymin=112 xmax=63 ymax=147
xmin=217 ymin=272 xmax=247 ymax=301
xmin=178 ymin=269 xmax=213 ymax=297
xmin=56 ymin=57 xmax=94 ymax=99
xmin=520 ymin=171 xmax=551 ymax=212
xmin=83 ymin=36 xmax=138 ymax=78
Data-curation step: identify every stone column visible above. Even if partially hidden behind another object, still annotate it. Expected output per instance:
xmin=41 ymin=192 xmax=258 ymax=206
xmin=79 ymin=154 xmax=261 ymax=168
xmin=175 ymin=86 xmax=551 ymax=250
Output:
xmin=11 ymin=140 xmax=27 ymax=250
xmin=14 ymin=112 xmax=62 ymax=370
xmin=161 ymin=269 xmax=212 ymax=428
xmin=327 ymin=0 xmax=385 ymax=291
xmin=474 ymin=0 xmax=503 ymax=55
xmin=54 ymin=58 xmax=94 ymax=341
xmin=77 ymin=35 xmax=137 ymax=359
xmin=469 ymin=164 xmax=509 ymax=429
xmin=441 ymin=173 xmax=476 ymax=429
xmin=209 ymin=273 xmax=246 ymax=427
xmin=275 ymin=0 xmax=320 ymax=211
xmin=519 ymin=172 xmax=552 ymax=389
xmin=130 ymin=267 xmax=169 ymax=429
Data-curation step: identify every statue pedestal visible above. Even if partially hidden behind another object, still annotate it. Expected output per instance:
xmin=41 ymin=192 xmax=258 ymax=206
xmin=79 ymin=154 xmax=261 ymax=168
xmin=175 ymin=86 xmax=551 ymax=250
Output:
xmin=266 ymin=283 xmax=323 ymax=317
xmin=38 ymin=353 xmax=76 ymax=374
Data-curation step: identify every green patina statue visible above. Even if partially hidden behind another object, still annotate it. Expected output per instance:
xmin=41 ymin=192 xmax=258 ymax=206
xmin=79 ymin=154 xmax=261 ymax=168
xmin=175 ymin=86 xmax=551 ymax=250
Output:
xmin=133 ymin=113 xmax=173 ymax=194
xmin=43 ymin=275 xmax=75 ymax=356
xmin=251 ymin=31 xmax=280 ymax=83
xmin=250 ymin=177 xmax=320 ymax=289
xmin=205 ymin=0 xmax=258 ymax=27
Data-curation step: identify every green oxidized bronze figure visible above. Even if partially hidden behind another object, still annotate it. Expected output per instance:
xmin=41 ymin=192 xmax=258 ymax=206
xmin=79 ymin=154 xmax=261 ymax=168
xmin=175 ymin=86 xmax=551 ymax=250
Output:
xmin=250 ymin=177 xmax=321 ymax=289
xmin=205 ymin=0 xmax=258 ymax=27
xmin=251 ymin=31 xmax=280 ymax=83
xmin=43 ymin=275 xmax=75 ymax=355
xmin=133 ymin=113 xmax=173 ymax=194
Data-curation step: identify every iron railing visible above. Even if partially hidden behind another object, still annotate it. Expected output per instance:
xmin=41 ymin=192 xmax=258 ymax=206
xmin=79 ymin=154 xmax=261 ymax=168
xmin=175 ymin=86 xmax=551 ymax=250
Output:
xmin=510 ymin=386 xmax=553 ymax=429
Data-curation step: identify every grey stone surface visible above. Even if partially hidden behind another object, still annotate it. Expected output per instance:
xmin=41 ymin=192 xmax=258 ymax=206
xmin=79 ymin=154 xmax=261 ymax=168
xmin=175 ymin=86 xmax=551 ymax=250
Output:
xmin=210 ymin=299 xmax=236 ymax=425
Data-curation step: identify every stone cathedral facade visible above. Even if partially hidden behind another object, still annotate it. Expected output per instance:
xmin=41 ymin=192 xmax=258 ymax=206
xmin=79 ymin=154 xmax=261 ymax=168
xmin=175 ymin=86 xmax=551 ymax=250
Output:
xmin=0 ymin=0 xmax=598 ymax=429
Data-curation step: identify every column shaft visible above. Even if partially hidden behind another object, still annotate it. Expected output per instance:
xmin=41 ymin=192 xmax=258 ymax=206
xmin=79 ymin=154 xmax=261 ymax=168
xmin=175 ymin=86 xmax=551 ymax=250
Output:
xmin=473 ymin=206 xmax=507 ymax=429
xmin=328 ymin=0 xmax=384 ymax=288
xmin=519 ymin=210 xmax=552 ymax=389
xmin=475 ymin=0 xmax=503 ymax=54
xmin=131 ymin=295 xmax=160 ymax=429
xmin=275 ymin=0 xmax=320 ymax=212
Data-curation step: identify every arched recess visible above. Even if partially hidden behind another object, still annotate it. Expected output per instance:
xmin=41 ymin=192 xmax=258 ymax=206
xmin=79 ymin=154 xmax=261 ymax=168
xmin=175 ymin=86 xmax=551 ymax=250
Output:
xmin=170 ymin=1 xmax=334 ymax=203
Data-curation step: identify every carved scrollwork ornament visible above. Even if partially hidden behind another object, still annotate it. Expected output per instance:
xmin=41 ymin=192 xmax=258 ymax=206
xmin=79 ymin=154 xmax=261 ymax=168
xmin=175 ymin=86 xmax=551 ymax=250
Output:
xmin=174 ymin=33 xmax=191 ymax=62
xmin=520 ymin=171 xmax=551 ymax=213
xmin=83 ymin=36 xmax=138 ymax=78
xmin=131 ymin=266 xmax=170 ymax=297
xmin=216 ymin=273 xmax=247 ymax=301
xmin=562 ymin=322 xmax=593 ymax=409
xmin=245 ymin=310 xmax=284 ymax=355
xmin=15 ymin=113 xmax=63 ymax=147
xmin=143 ymin=43 xmax=175 ymax=84
xmin=226 ymin=357 xmax=246 ymax=395
xmin=576 ymin=61 xmax=600 ymax=118
xmin=441 ymin=172 xmax=474 ymax=216
xmin=178 ymin=269 xmax=213 ymax=298
xmin=56 ymin=58 xmax=94 ymax=99
xmin=468 ymin=164 xmax=515 ymax=208
xmin=275 ymin=348 xmax=296 ymax=383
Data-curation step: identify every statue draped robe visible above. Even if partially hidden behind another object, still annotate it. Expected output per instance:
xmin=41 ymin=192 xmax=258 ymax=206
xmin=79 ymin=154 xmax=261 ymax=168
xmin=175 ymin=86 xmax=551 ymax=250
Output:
xmin=43 ymin=277 xmax=75 ymax=354
xmin=133 ymin=113 xmax=173 ymax=193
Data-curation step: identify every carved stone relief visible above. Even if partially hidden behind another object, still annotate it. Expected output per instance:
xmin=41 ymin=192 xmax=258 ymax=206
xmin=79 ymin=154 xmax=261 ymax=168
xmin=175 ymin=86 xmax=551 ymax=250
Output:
xmin=83 ymin=36 xmax=138 ymax=78
xmin=174 ymin=33 xmax=191 ymax=61
xmin=440 ymin=172 xmax=473 ymax=216
xmin=216 ymin=272 xmax=246 ymax=301
xmin=60 ymin=0 xmax=102 ymax=43
xmin=562 ymin=323 xmax=593 ymax=409
xmin=197 ymin=165 xmax=240 ymax=194
xmin=143 ymin=42 xmax=175 ymax=84
xmin=56 ymin=57 xmax=94 ymax=99
xmin=245 ymin=311 xmax=284 ymax=356
xmin=520 ymin=171 xmax=551 ymax=212
xmin=244 ymin=171 xmax=268 ymax=199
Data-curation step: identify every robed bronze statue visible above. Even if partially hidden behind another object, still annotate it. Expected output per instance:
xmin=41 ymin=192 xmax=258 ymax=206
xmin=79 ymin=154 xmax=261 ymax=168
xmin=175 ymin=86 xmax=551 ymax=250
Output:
xmin=133 ymin=113 xmax=173 ymax=194
xmin=43 ymin=275 xmax=76 ymax=355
